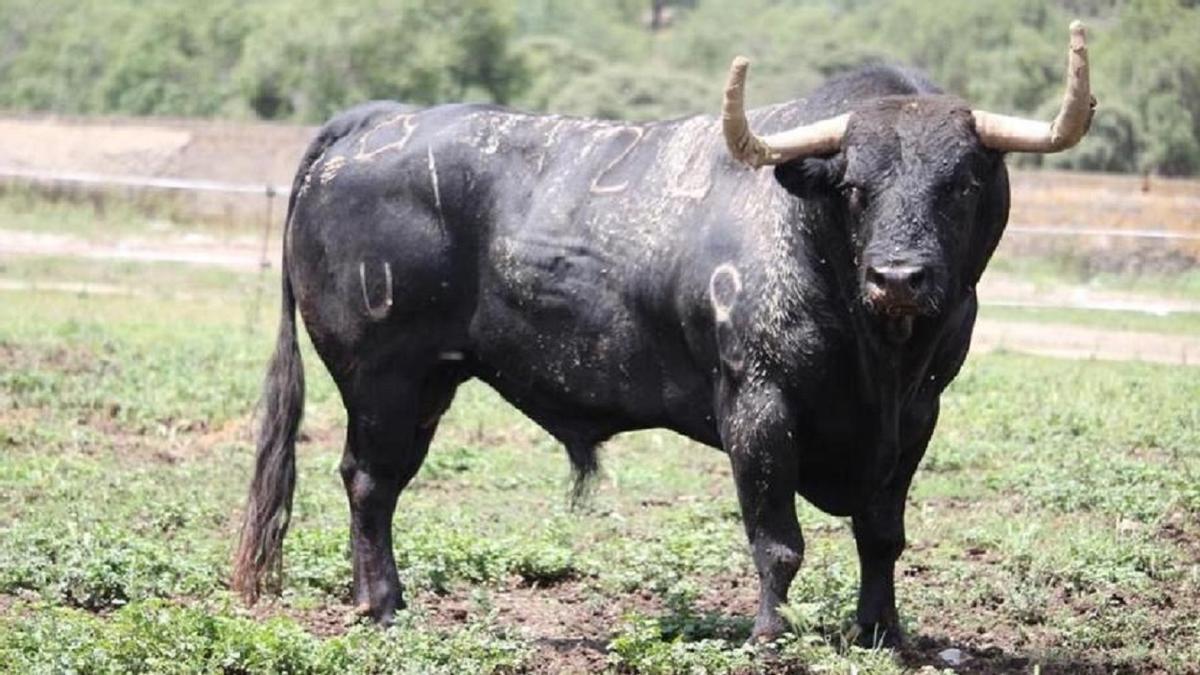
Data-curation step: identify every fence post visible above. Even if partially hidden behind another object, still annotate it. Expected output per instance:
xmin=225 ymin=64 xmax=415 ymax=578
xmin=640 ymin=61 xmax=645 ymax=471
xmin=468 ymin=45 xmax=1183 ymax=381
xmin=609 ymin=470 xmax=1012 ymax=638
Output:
xmin=247 ymin=184 xmax=276 ymax=332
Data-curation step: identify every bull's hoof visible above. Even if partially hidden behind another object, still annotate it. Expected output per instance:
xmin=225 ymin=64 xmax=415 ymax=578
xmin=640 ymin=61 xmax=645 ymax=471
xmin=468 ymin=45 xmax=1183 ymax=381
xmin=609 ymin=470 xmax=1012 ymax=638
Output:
xmin=748 ymin=613 xmax=788 ymax=645
xmin=850 ymin=621 xmax=903 ymax=649
xmin=343 ymin=602 xmax=373 ymax=627
xmin=351 ymin=592 xmax=404 ymax=627
xmin=370 ymin=596 xmax=404 ymax=627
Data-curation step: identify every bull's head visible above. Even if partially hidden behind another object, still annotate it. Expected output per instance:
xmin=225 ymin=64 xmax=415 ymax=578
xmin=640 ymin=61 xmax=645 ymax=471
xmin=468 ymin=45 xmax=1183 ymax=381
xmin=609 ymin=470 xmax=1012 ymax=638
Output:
xmin=722 ymin=22 xmax=1094 ymax=336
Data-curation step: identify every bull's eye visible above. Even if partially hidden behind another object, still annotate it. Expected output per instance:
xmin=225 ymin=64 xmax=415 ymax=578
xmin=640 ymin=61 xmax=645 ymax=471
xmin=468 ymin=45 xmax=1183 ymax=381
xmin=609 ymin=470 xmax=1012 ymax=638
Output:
xmin=948 ymin=174 xmax=981 ymax=199
xmin=940 ymin=172 xmax=979 ymax=199
xmin=843 ymin=184 xmax=867 ymax=213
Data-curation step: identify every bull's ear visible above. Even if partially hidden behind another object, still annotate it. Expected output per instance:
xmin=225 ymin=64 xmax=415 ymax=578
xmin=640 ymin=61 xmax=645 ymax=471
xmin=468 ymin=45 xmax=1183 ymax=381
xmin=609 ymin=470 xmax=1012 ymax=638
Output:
xmin=773 ymin=155 xmax=845 ymax=199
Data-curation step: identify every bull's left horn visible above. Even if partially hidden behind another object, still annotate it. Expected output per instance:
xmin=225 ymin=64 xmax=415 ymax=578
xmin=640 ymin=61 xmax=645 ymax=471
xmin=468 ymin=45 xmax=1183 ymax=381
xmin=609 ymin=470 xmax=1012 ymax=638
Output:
xmin=722 ymin=56 xmax=848 ymax=168
xmin=973 ymin=21 xmax=1097 ymax=153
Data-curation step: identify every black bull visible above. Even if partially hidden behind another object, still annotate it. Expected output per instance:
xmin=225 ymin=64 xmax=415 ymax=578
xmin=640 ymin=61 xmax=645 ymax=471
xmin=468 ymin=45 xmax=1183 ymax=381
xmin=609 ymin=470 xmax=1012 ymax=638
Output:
xmin=234 ymin=67 xmax=1015 ymax=646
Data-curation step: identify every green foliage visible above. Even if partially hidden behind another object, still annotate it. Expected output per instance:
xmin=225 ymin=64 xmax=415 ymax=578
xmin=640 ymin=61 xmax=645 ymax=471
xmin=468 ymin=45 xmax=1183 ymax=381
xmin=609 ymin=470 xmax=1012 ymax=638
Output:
xmin=607 ymin=614 xmax=756 ymax=675
xmin=545 ymin=63 xmax=713 ymax=121
xmin=1 ymin=1 xmax=1197 ymax=173
xmin=95 ymin=1 xmax=253 ymax=117
xmin=0 ymin=0 xmax=526 ymax=121
xmin=0 ymin=601 xmax=528 ymax=674
xmin=509 ymin=539 xmax=577 ymax=585
xmin=0 ymin=330 xmax=264 ymax=434
xmin=0 ymin=522 xmax=222 ymax=610
xmin=234 ymin=0 xmax=527 ymax=120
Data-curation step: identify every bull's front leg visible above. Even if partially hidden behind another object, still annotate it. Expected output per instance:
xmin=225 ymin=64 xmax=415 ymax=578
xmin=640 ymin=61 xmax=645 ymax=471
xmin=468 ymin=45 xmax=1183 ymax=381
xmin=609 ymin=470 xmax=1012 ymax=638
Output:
xmin=850 ymin=488 xmax=907 ymax=647
xmin=720 ymin=384 xmax=803 ymax=642
xmin=851 ymin=410 xmax=934 ymax=648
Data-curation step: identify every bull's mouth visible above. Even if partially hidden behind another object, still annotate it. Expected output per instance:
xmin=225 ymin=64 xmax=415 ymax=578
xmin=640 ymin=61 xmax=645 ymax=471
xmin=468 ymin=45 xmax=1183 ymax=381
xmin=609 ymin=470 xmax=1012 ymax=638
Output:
xmin=863 ymin=294 xmax=925 ymax=319
xmin=882 ymin=304 xmax=919 ymax=318
xmin=883 ymin=315 xmax=915 ymax=344
xmin=861 ymin=295 xmax=922 ymax=344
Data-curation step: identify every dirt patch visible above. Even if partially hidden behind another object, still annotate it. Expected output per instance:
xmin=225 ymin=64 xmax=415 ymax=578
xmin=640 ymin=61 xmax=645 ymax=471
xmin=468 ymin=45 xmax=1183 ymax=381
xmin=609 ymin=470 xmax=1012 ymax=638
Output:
xmin=242 ymin=579 xmax=644 ymax=672
xmin=980 ymin=271 xmax=1200 ymax=315
xmin=243 ymin=598 xmax=355 ymax=639
xmin=0 ymin=114 xmax=314 ymax=221
xmin=1005 ymin=170 xmax=1200 ymax=258
xmin=429 ymin=579 xmax=630 ymax=673
xmin=897 ymin=633 xmax=1138 ymax=675
xmin=195 ymin=567 xmax=1200 ymax=674
xmin=0 ymin=228 xmax=271 ymax=270
xmin=1080 ymin=247 xmax=1199 ymax=277
xmin=0 ymin=340 xmax=101 ymax=376
xmin=898 ymin=557 xmax=1200 ymax=675
xmin=689 ymin=573 xmax=758 ymax=632
xmin=972 ymin=318 xmax=1200 ymax=366
xmin=418 ymin=574 xmax=760 ymax=672
xmin=1159 ymin=511 xmax=1200 ymax=564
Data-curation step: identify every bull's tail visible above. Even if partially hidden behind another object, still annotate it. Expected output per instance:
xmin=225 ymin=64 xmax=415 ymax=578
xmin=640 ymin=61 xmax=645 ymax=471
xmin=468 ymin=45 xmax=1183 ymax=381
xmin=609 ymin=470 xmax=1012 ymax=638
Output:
xmin=231 ymin=253 xmax=305 ymax=603
xmin=231 ymin=143 xmax=317 ymax=603
xmin=231 ymin=104 xmax=410 ymax=602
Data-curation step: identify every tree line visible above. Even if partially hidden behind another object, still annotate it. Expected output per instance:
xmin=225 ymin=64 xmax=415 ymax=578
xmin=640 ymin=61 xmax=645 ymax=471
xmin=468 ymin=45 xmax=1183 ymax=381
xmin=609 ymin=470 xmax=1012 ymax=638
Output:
xmin=0 ymin=0 xmax=1196 ymax=175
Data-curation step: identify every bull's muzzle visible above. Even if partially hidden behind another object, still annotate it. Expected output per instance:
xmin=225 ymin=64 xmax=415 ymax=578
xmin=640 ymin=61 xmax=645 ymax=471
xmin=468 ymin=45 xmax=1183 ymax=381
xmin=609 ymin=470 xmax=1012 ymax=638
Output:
xmin=864 ymin=264 xmax=929 ymax=317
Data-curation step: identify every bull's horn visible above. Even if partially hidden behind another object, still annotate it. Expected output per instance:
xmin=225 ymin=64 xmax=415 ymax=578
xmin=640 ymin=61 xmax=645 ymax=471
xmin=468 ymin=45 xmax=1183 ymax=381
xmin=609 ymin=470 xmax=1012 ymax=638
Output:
xmin=722 ymin=56 xmax=848 ymax=168
xmin=973 ymin=21 xmax=1096 ymax=153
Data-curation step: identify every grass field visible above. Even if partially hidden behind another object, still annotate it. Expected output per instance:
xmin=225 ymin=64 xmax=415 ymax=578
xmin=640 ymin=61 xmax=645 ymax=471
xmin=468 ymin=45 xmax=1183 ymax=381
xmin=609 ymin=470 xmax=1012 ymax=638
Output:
xmin=0 ymin=252 xmax=1198 ymax=674
xmin=977 ymin=305 xmax=1200 ymax=337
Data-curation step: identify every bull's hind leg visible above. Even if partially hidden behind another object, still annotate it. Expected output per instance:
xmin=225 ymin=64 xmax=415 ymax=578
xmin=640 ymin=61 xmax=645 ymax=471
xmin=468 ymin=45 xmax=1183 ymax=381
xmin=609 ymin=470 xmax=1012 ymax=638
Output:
xmin=339 ymin=363 xmax=461 ymax=624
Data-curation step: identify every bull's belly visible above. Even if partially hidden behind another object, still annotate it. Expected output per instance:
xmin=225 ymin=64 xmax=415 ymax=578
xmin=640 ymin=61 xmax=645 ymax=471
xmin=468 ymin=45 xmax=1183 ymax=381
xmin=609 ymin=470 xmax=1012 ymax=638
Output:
xmin=466 ymin=294 xmax=717 ymax=445
xmin=795 ymin=452 xmax=872 ymax=517
xmin=468 ymin=320 xmax=680 ymax=440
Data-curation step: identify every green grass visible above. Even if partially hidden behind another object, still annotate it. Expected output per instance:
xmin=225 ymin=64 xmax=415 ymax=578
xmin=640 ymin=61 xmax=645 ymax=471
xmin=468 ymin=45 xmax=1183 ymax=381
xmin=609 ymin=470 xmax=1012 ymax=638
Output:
xmin=0 ymin=186 xmax=206 ymax=241
xmin=1 ymin=258 xmax=1198 ymax=673
xmin=988 ymin=250 xmax=1200 ymax=302
xmin=980 ymin=304 xmax=1200 ymax=336
xmin=0 ymin=255 xmax=261 ymax=297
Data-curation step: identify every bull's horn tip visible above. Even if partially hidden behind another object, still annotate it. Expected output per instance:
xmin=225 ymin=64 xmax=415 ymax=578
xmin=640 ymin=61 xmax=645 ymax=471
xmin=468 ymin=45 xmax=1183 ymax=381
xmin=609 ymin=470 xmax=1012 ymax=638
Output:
xmin=1069 ymin=20 xmax=1086 ymax=42
xmin=731 ymin=55 xmax=750 ymax=70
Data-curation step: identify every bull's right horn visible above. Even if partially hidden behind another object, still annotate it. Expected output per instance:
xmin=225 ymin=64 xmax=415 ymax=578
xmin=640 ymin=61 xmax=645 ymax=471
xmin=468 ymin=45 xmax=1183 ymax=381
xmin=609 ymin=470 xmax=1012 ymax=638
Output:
xmin=722 ymin=56 xmax=848 ymax=168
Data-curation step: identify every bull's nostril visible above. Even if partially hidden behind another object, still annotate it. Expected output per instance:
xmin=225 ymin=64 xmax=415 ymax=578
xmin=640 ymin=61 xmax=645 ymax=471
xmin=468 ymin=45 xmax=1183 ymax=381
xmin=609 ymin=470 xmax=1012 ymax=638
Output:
xmin=866 ymin=266 xmax=886 ymax=287
xmin=907 ymin=268 xmax=926 ymax=290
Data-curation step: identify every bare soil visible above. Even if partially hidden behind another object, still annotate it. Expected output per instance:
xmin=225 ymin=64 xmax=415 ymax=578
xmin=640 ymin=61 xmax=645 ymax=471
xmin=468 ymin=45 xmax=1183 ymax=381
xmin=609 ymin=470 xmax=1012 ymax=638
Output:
xmin=0 ymin=115 xmax=313 ymax=187
xmin=238 ymin=561 xmax=1200 ymax=674
xmin=972 ymin=318 xmax=1200 ymax=365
